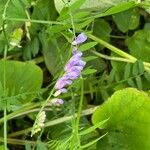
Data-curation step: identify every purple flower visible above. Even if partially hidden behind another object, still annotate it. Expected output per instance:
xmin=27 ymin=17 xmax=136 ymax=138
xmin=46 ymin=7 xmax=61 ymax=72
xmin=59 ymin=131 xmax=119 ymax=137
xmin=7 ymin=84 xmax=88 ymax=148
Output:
xmin=55 ymin=76 xmax=72 ymax=90
xmin=65 ymin=71 xmax=80 ymax=80
xmin=72 ymin=33 xmax=87 ymax=45
xmin=64 ymin=51 xmax=85 ymax=71
xmin=50 ymin=98 xmax=64 ymax=106
xmin=54 ymin=88 xmax=67 ymax=97
xmin=54 ymin=33 xmax=87 ymax=98
xmin=66 ymin=66 xmax=83 ymax=73
xmin=64 ymin=59 xmax=85 ymax=71
xmin=72 ymin=47 xmax=78 ymax=55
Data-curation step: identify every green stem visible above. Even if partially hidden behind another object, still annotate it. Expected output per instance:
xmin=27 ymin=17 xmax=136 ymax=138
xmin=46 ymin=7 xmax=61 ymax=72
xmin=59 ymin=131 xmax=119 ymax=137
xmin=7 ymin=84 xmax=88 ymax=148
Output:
xmin=76 ymin=78 xmax=84 ymax=149
xmin=27 ymin=56 xmax=44 ymax=64
xmin=0 ymin=137 xmax=47 ymax=146
xmin=31 ymin=88 xmax=54 ymax=136
xmin=139 ymin=2 xmax=150 ymax=7
xmin=91 ymin=50 xmax=133 ymax=63
xmin=0 ymin=90 xmax=96 ymax=124
xmin=0 ymin=102 xmax=40 ymax=124
xmin=4 ymin=108 xmax=7 ymax=150
xmin=87 ymin=33 xmax=150 ymax=72
xmin=5 ymin=17 xmax=65 ymax=25
xmin=3 ymin=46 xmax=8 ymax=150
xmin=87 ymin=33 xmax=136 ymax=61
xmin=9 ymin=106 xmax=98 ymax=137
xmin=2 ymin=1 xmax=11 ymax=149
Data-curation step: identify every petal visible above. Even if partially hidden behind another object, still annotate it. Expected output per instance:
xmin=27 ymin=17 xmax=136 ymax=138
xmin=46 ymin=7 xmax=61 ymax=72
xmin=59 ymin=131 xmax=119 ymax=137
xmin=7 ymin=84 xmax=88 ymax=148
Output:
xmin=72 ymin=33 xmax=87 ymax=45
xmin=78 ymin=60 xmax=86 ymax=67
xmin=55 ymin=76 xmax=72 ymax=90
xmin=50 ymin=98 xmax=64 ymax=106
xmin=66 ymin=71 xmax=80 ymax=80
xmin=72 ymin=47 xmax=78 ymax=55
xmin=66 ymin=66 xmax=83 ymax=73
xmin=54 ymin=88 xmax=67 ymax=97
xmin=73 ymin=51 xmax=83 ymax=58
xmin=64 ymin=52 xmax=83 ymax=71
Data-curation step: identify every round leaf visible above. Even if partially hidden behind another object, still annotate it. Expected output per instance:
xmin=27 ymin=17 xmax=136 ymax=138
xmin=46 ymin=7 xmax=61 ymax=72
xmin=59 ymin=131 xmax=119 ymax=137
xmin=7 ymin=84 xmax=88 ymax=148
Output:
xmin=92 ymin=88 xmax=150 ymax=150
xmin=0 ymin=60 xmax=43 ymax=104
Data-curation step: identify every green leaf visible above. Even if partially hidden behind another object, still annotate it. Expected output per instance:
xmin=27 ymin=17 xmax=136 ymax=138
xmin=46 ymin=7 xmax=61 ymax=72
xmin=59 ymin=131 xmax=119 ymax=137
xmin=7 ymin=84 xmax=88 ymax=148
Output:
xmin=25 ymin=142 xmax=32 ymax=150
xmin=111 ymin=53 xmax=126 ymax=79
xmin=79 ymin=42 xmax=98 ymax=51
xmin=23 ymin=37 xmax=39 ymax=60
xmin=81 ymin=133 xmax=108 ymax=149
xmin=127 ymin=78 xmax=136 ymax=87
xmin=113 ymin=9 xmax=140 ymax=33
xmin=39 ymin=32 xmax=69 ymax=76
xmin=70 ymin=0 xmax=86 ymax=11
xmin=82 ymin=68 xmax=97 ymax=75
xmin=36 ymin=140 xmax=47 ymax=150
xmin=0 ymin=1 xmax=5 ymax=28
xmin=114 ymin=73 xmax=120 ymax=82
xmin=31 ymin=37 xmax=40 ymax=57
xmin=75 ymin=19 xmax=93 ymax=30
xmin=73 ymin=11 xmax=90 ymax=19
xmin=132 ymin=61 xmax=139 ymax=76
xmin=144 ymin=72 xmax=150 ymax=81
xmin=0 ymin=145 xmax=4 ymax=150
xmin=83 ymin=56 xmax=97 ymax=62
xmin=126 ymin=29 xmax=150 ymax=62
xmin=135 ymin=76 xmax=142 ymax=90
xmin=101 ymin=1 xmax=137 ymax=17
xmin=6 ymin=0 xmax=28 ymax=19
xmin=108 ymin=70 xmax=116 ymax=83
xmin=0 ymin=60 xmax=43 ymax=105
xmin=124 ymin=63 xmax=131 ymax=79
xmin=31 ymin=0 xmax=57 ymax=20
xmin=93 ymin=19 xmax=111 ymax=49
xmin=92 ymin=88 xmax=150 ymax=150
xmin=79 ymin=119 xmax=109 ymax=136
xmin=138 ymin=60 xmax=144 ymax=74
xmin=30 ymin=0 xmax=57 ymax=35
xmin=54 ymin=0 xmax=136 ymax=13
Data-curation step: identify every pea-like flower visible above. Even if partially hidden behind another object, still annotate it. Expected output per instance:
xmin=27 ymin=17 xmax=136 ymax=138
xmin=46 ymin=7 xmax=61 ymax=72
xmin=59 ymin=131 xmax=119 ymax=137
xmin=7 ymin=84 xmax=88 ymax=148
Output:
xmin=31 ymin=111 xmax=46 ymax=136
xmin=50 ymin=98 xmax=64 ymax=106
xmin=72 ymin=33 xmax=87 ymax=45
xmin=31 ymin=33 xmax=87 ymax=136
xmin=54 ymin=33 xmax=87 ymax=97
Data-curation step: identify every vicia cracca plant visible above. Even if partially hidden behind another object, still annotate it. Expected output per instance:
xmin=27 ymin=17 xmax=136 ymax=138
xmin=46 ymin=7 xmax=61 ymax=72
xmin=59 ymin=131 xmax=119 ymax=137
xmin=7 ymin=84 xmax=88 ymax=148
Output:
xmin=31 ymin=33 xmax=87 ymax=136
xmin=54 ymin=33 xmax=87 ymax=98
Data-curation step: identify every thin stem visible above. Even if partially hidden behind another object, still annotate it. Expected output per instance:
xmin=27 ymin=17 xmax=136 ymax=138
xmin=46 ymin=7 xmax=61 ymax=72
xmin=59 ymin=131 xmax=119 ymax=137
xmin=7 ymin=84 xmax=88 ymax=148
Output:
xmin=87 ymin=33 xmax=150 ymax=72
xmin=69 ymin=89 xmax=76 ymax=149
xmin=2 ymin=0 xmax=11 ymax=149
xmin=139 ymin=2 xmax=150 ymax=7
xmin=4 ymin=108 xmax=7 ymax=150
xmin=9 ymin=106 xmax=98 ymax=137
xmin=76 ymin=78 xmax=84 ymax=149
xmin=31 ymin=88 xmax=54 ymax=136
xmin=5 ymin=17 xmax=65 ymax=25
xmin=91 ymin=50 xmax=134 ymax=63
xmin=87 ymin=33 xmax=136 ymax=61
xmin=110 ymin=35 xmax=126 ymax=39
xmin=0 ymin=137 xmax=47 ymax=146
xmin=3 ymin=46 xmax=8 ymax=150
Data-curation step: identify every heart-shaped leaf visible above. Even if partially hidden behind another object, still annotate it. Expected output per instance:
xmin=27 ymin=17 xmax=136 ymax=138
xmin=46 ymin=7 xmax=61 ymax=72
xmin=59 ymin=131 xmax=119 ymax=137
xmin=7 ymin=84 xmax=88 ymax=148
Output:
xmin=92 ymin=88 xmax=150 ymax=150
xmin=0 ymin=60 xmax=43 ymax=107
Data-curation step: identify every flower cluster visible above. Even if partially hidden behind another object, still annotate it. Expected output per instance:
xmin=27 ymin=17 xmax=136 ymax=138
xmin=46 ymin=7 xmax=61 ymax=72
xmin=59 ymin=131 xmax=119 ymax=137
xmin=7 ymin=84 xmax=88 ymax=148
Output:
xmin=49 ymin=98 xmax=64 ymax=106
xmin=54 ymin=33 xmax=87 ymax=97
xmin=31 ymin=33 xmax=87 ymax=136
xmin=31 ymin=111 xmax=46 ymax=136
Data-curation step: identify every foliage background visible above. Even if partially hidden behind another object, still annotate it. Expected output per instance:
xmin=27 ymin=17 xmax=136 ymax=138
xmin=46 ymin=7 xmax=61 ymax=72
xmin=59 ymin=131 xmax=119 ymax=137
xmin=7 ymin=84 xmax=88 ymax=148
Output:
xmin=0 ymin=0 xmax=150 ymax=149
